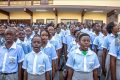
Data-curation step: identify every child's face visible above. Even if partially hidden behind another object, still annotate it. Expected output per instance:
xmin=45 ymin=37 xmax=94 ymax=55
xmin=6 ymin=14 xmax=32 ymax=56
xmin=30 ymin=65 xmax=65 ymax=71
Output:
xmin=75 ymin=31 xmax=80 ymax=38
xmin=32 ymin=37 xmax=41 ymax=53
xmin=70 ymin=25 xmax=76 ymax=34
xmin=79 ymin=36 xmax=90 ymax=51
xmin=18 ymin=31 xmax=25 ymax=41
xmin=34 ymin=27 xmax=39 ymax=34
xmin=5 ymin=29 xmax=15 ymax=43
xmin=112 ymin=25 xmax=119 ymax=34
xmin=94 ymin=24 xmax=101 ymax=32
xmin=25 ymin=28 xmax=32 ymax=37
xmin=47 ymin=26 xmax=55 ymax=36
xmin=41 ymin=31 xmax=49 ymax=43
xmin=56 ymin=27 xmax=61 ymax=34
xmin=0 ymin=25 xmax=6 ymax=35
xmin=102 ymin=27 xmax=107 ymax=35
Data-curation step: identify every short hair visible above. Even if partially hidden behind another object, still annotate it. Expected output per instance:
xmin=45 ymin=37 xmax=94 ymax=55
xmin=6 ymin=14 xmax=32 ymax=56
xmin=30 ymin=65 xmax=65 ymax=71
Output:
xmin=32 ymin=34 xmax=40 ymax=42
xmin=78 ymin=33 xmax=90 ymax=41
xmin=5 ymin=27 xmax=15 ymax=35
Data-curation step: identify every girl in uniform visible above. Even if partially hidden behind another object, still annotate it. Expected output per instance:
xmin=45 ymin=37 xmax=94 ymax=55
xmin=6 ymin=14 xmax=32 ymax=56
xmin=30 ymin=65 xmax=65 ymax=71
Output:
xmin=66 ymin=33 xmax=100 ymax=80
xmin=102 ymin=22 xmax=119 ymax=80
xmin=0 ymin=27 xmax=24 ymax=80
xmin=40 ymin=29 xmax=58 ymax=80
xmin=109 ymin=34 xmax=120 ymax=80
xmin=93 ymin=26 xmax=107 ymax=79
xmin=22 ymin=35 xmax=51 ymax=80
xmin=47 ymin=25 xmax=61 ymax=80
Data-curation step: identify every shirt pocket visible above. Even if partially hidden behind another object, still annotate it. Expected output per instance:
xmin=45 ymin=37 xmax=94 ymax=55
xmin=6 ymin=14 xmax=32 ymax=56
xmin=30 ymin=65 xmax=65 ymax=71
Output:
xmin=38 ymin=64 xmax=45 ymax=73
xmin=9 ymin=56 xmax=16 ymax=64
xmin=88 ymin=61 xmax=95 ymax=70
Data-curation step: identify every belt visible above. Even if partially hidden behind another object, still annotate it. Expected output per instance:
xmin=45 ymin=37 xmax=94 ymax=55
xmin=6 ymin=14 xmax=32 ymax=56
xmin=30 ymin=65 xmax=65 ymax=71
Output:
xmin=0 ymin=72 xmax=17 ymax=75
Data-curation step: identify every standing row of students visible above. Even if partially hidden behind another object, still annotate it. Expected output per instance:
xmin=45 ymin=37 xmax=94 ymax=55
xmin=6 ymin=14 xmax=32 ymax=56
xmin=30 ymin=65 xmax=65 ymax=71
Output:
xmin=0 ymin=21 xmax=120 ymax=80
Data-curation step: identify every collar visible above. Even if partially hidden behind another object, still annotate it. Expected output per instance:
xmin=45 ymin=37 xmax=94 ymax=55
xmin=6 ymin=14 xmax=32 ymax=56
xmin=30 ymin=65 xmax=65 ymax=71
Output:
xmin=16 ymin=39 xmax=21 ymax=43
xmin=75 ymin=48 xmax=93 ymax=56
xmin=32 ymin=50 xmax=42 ymax=55
xmin=50 ymin=36 xmax=55 ymax=41
xmin=3 ymin=42 xmax=17 ymax=49
xmin=72 ymin=40 xmax=77 ymax=45
xmin=44 ymin=42 xmax=51 ymax=48
xmin=110 ymin=33 xmax=115 ymax=37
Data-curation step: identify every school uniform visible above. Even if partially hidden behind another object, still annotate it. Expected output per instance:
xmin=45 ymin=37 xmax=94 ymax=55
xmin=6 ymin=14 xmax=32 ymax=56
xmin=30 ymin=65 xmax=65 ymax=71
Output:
xmin=49 ymin=36 xmax=61 ymax=80
xmin=24 ymin=35 xmax=33 ymax=52
xmin=16 ymin=39 xmax=31 ymax=54
xmin=49 ymin=36 xmax=61 ymax=51
xmin=80 ymin=28 xmax=88 ymax=33
xmin=61 ymin=29 xmax=70 ymax=37
xmin=22 ymin=51 xmax=52 ymax=80
xmin=54 ymin=33 xmax=63 ymax=49
xmin=109 ymin=38 xmax=120 ymax=80
xmin=93 ymin=34 xmax=106 ymax=79
xmin=66 ymin=48 xmax=100 ymax=80
xmin=63 ymin=34 xmax=75 ymax=49
xmin=67 ymin=40 xmax=79 ymax=54
xmin=90 ymin=32 xmax=103 ymax=50
xmin=41 ymin=42 xmax=58 ymax=63
xmin=0 ymin=42 xmax=25 ymax=80
xmin=60 ymin=29 xmax=70 ymax=49
xmin=40 ymin=42 xmax=58 ymax=80
xmin=102 ymin=33 xmax=115 ymax=80
xmin=93 ymin=34 xmax=105 ymax=61
xmin=54 ymin=33 xmax=63 ymax=70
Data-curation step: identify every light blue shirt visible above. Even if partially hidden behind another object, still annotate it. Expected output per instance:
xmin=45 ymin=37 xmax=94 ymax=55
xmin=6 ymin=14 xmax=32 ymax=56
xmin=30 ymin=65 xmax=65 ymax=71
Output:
xmin=66 ymin=48 xmax=100 ymax=72
xmin=49 ymin=36 xmax=61 ymax=50
xmin=81 ymin=28 xmax=90 ymax=34
xmin=0 ymin=42 xmax=25 ymax=73
xmin=61 ymin=29 xmax=70 ymax=37
xmin=67 ymin=40 xmax=79 ymax=53
xmin=89 ymin=32 xmax=103 ymax=49
xmin=54 ymin=33 xmax=63 ymax=49
xmin=93 ymin=34 xmax=106 ymax=50
xmin=22 ymin=51 xmax=52 ymax=75
xmin=16 ymin=39 xmax=31 ymax=54
xmin=63 ymin=34 xmax=75 ymax=48
xmin=24 ymin=35 xmax=33 ymax=52
xmin=102 ymin=33 xmax=115 ymax=50
xmin=41 ymin=42 xmax=58 ymax=63
xmin=109 ymin=40 xmax=120 ymax=59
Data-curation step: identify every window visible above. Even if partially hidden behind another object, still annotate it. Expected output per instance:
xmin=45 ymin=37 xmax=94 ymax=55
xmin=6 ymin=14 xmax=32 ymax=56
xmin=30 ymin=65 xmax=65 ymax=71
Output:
xmin=61 ymin=19 xmax=78 ymax=24
xmin=36 ymin=19 xmax=44 ymax=24
xmin=94 ymin=20 xmax=103 ymax=25
xmin=84 ymin=19 xmax=93 ymax=25
xmin=9 ymin=19 xmax=31 ymax=24
xmin=46 ymin=19 xmax=55 ymax=24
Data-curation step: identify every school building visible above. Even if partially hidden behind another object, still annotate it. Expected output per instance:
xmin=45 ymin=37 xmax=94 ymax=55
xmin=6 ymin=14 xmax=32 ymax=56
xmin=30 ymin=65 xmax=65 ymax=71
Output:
xmin=0 ymin=0 xmax=120 ymax=25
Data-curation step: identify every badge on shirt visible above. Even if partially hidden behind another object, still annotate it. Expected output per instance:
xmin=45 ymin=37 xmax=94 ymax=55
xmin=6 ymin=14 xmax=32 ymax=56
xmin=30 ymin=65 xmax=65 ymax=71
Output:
xmin=88 ymin=61 xmax=94 ymax=70
xmin=9 ymin=56 xmax=16 ymax=64
xmin=38 ymin=65 xmax=45 ymax=73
